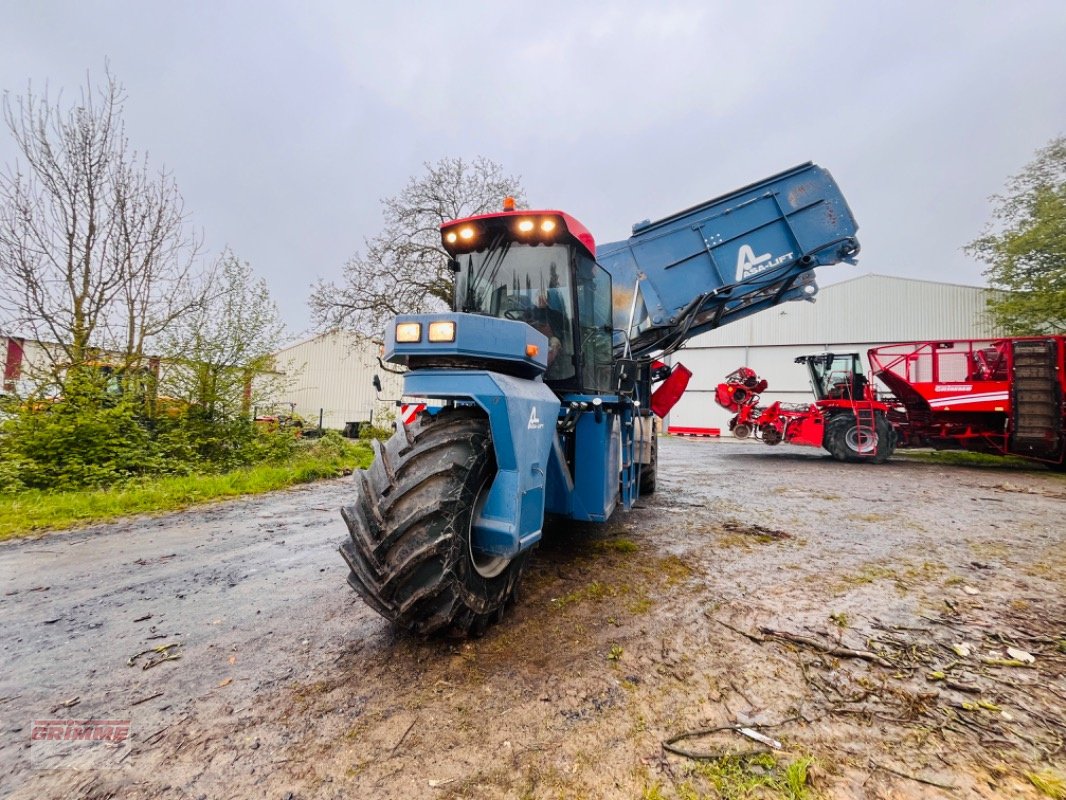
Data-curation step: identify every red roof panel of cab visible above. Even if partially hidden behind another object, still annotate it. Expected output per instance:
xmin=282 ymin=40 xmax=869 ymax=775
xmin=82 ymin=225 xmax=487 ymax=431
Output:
xmin=441 ymin=209 xmax=596 ymax=257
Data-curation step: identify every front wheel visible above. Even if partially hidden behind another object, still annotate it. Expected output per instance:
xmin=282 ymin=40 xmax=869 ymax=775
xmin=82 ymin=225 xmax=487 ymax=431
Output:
xmin=824 ymin=412 xmax=894 ymax=464
xmin=339 ymin=407 xmax=529 ymax=636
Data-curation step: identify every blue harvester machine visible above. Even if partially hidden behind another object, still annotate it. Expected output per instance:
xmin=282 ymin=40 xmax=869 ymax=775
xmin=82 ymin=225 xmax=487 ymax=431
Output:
xmin=341 ymin=163 xmax=860 ymax=634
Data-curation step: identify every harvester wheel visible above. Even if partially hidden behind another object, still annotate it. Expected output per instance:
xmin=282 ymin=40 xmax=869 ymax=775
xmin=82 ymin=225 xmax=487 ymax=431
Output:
xmin=824 ymin=412 xmax=894 ymax=464
xmin=339 ymin=407 xmax=529 ymax=636
xmin=639 ymin=431 xmax=657 ymax=495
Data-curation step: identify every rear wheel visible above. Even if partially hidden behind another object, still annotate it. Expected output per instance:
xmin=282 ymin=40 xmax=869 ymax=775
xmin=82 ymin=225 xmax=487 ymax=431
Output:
xmin=339 ymin=407 xmax=529 ymax=636
xmin=824 ymin=412 xmax=894 ymax=464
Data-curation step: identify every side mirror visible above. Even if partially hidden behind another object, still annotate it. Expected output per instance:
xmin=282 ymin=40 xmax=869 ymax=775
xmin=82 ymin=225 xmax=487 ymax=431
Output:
xmin=372 ymin=375 xmax=383 ymax=393
xmin=448 ymin=258 xmax=460 ymax=273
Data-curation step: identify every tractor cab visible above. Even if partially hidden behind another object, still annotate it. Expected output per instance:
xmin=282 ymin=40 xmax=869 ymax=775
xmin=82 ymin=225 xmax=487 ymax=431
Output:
xmin=796 ymin=351 xmax=867 ymax=402
xmin=443 ymin=209 xmax=615 ymax=395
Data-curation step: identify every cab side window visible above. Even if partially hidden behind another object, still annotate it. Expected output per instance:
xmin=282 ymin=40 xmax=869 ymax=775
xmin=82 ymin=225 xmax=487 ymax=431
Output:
xmin=575 ymin=255 xmax=613 ymax=393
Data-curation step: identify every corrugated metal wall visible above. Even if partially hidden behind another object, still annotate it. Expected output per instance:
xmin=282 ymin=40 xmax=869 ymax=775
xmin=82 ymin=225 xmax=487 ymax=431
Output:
xmin=669 ymin=275 xmax=1000 ymax=432
xmin=271 ymin=332 xmax=404 ymax=430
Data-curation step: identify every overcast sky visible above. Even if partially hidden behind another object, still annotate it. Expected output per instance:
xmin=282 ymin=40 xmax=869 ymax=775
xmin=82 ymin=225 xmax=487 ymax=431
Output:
xmin=2 ymin=1 xmax=1064 ymax=337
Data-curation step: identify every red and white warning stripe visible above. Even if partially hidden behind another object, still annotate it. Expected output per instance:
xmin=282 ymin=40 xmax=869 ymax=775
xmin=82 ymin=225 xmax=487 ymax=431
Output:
xmin=927 ymin=391 xmax=1009 ymax=408
xmin=400 ymin=403 xmax=426 ymax=426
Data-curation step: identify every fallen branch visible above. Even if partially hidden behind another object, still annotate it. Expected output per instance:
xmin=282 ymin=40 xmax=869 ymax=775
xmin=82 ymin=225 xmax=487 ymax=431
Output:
xmin=663 ymin=720 xmax=800 ymax=761
xmin=759 ymin=627 xmax=895 ymax=669
xmin=128 ymin=642 xmax=182 ymax=670
xmin=389 ymin=718 xmax=417 ymax=758
xmin=871 ymin=761 xmax=957 ymax=791
xmin=711 ymin=617 xmax=765 ymax=644
xmin=142 ymin=724 xmax=173 ymax=745
xmin=663 ymin=725 xmax=766 ymax=761
xmin=130 ymin=691 xmax=165 ymax=707
xmin=50 ymin=696 xmax=80 ymax=713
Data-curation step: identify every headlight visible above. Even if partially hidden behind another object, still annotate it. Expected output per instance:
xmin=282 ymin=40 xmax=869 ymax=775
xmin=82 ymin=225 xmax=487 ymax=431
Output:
xmin=459 ymin=226 xmax=476 ymax=240
xmin=427 ymin=321 xmax=456 ymax=343
xmin=395 ymin=322 xmax=421 ymax=343
xmin=517 ymin=219 xmax=534 ymax=233
xmin=540 ymin=219 xmax=556 ymax=232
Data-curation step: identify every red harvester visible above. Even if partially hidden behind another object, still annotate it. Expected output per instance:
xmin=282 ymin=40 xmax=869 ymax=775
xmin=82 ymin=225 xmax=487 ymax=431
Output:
xmin=714 ymin=336 xmax=1066 ymax=468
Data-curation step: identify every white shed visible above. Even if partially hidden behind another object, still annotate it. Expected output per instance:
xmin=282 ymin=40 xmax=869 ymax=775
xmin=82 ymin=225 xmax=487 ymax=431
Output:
xmin=666 ymin=274 xmax=1001 ymax=433
xmin=270 ymin=331 xmax=403 ymax=431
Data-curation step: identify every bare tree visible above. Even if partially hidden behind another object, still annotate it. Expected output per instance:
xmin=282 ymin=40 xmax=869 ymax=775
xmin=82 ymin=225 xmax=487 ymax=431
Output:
xmin=310 ymin=156 xmax=525 ymax=337
xmin=0 ymin=67 xmax=202 ymax=387
xmin=161 ymin=249 xmax=287 ymax=420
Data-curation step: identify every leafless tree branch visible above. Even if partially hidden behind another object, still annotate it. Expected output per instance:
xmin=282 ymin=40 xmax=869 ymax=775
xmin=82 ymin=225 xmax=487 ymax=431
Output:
xmin=309 ymin=156 xmax=525 ymax=337
xmin=0 ymin=65 xmax=204 ymax=389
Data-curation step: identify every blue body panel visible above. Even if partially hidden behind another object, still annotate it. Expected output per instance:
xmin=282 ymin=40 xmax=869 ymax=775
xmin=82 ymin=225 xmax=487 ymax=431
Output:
xmin=386 ymin=313 xmax=548 ymax=376
xmin=402 ymin=368 xmax=560 ymax=557
xmin=570 ymin=411 xmax=621 ymax=521
xmin=597 ymin=163 xmax=859 ymax=356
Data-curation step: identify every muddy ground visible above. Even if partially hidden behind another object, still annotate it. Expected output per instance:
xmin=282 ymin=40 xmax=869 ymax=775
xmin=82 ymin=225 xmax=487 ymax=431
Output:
xmin=1 ymin=437 xmax=1064 ymax=799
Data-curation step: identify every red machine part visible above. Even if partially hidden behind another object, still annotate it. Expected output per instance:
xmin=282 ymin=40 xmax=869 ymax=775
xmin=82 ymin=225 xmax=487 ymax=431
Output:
xmin=441 ymin=209 xmax=597 ymax=258
xmin=650 ymin=361 xmax=692 ymax=418
xmin=869 ymin=337 xmax=1066 ymax=464
xmin=713 ymin=367 xmax=809 ymax=445
xmin=713 ymin=365 xmax=890 ymax=454
xmin=714 ymin=367 xmax=767 ymax=413
xmin=712 ymin=337 xmax=1066 ymax=468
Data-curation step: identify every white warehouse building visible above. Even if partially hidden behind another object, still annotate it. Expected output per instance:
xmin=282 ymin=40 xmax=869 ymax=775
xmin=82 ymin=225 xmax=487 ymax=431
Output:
xmin=271 ymin=331 xmax=403 ymax=432
xmin=271 ymin=276 xmax=997 ymax=435
xmin=665 ymin=274 xmax=1000 ymax=434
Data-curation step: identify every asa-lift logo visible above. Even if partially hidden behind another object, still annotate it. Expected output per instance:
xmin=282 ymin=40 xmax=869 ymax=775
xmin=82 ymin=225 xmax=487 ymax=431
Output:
xmin=735 ymin=244 xmax=794 ymax=281
xmin=527 ymin=406 xmax=544 ymax=430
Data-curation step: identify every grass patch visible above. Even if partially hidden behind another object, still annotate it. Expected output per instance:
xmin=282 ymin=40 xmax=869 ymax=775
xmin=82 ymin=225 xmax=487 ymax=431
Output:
xmin=627 ymin=596 xmax=655 ymax=614
xmin=656 ymin=554 xmax=696 ymax=586
xmin=595 ymin=537 xmax=639 ymax=554
xmin=0 ymin=438 xmax=372 ymax=541
xmin=898 ymin=449 xmax=1040 ymax=470
xmin=658 ymin=753 xmax=815 ymax=799
xmin=1028 ymin=770 xmax=1066 ymax=799
xmin=848 ymin=512 xmax=893 ymax=523
xmin=835 ymin=563 xmax=898 ymax=588
xmin=551 ymin=580 xmax=617 ymax=609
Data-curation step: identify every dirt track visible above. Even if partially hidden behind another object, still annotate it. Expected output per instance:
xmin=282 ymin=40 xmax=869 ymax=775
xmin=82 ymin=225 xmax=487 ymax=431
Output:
xmin=2 ymin=437 xmax=1064 ymax=799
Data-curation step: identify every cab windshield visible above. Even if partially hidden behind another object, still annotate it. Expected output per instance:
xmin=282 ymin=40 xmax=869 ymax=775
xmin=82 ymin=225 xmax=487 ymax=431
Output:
xmin=455 ymin=243 xmax=576 ymax=381
xmin=808 ymin=353 xmax=865 ymax=400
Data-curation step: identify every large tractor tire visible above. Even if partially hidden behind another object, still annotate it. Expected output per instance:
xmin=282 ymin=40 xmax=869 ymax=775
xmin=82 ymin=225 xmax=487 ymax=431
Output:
xmin=824 ymin=412 xmax=895 ymax=464
xmin=639 ymin=432 xmax=657 ymax=495
xmin=339 ymin=407 xmax=529 ymax=636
